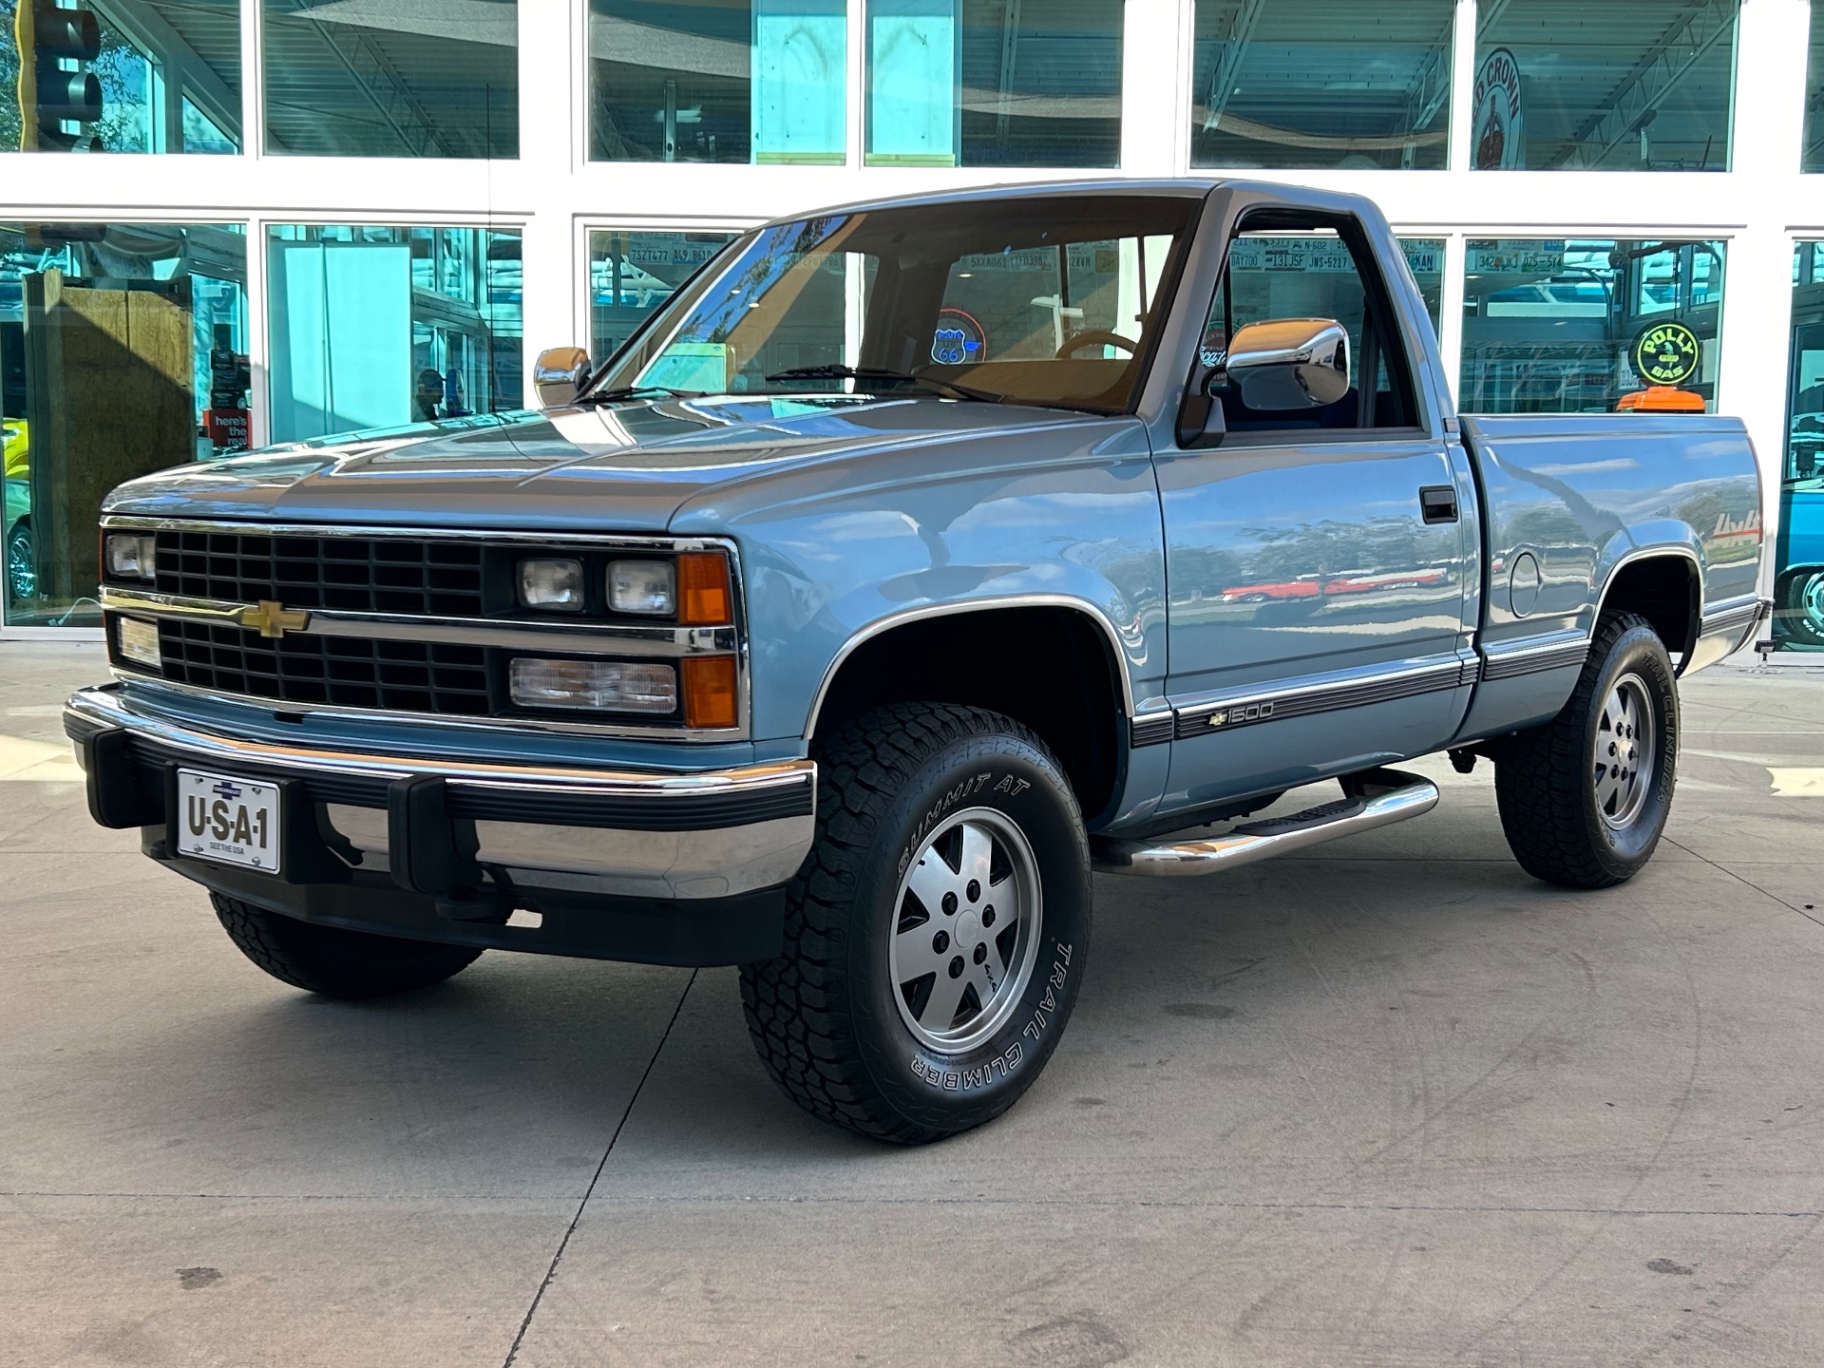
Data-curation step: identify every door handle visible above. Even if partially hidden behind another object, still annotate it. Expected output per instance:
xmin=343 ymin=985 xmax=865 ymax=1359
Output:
xmin=1419 ymin=486 xmax=1459 ymax=524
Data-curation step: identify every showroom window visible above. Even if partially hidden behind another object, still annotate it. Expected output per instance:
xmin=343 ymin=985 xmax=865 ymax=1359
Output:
xmin=1401 ymin=239 xmax=1445 ymax=337
xmin=0 ymin=0 xmax=241 ymax=152
xmin=1 ymin=222 xmax=248 ymax=627
xmin=1191 ymin=0 xmax=1453 ymax=171
xmin=1203 ymin=236 xmax=1443 ymax=368
xmin=1804 ymin=5 xmax=1824 ymax=172
xmin=588 ymin=231 xmax=739 ymax=362
xmin=265 ymin=225 xmax=522 ymax=444
xmin=1776 ymin=243 xmax=1824 ymax=649
xmin=263 ymin=0 xmax=517 ymax=157
xmin=865 ymin=0 xmax=1122 ymax=167
xmin=1459 ymin=237 xmax=1724 ymax=414
xmin=590 ymin=0 xmax=847 ymax=164
xmin=1472 ymin=0 xmax=1738 ymax=171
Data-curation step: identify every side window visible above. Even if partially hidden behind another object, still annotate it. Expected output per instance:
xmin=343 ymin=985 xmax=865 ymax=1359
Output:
xmin=1202 ymin=224 xmax=1419 ymax=434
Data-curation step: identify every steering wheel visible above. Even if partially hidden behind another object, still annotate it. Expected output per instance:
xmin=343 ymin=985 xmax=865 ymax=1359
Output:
xmin=1055 ymin=329 xmax=1138 ymax=359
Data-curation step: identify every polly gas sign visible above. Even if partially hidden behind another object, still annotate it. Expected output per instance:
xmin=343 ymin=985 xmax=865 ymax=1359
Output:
xmin=1632 ymin=322 xmax=1703 ymax=387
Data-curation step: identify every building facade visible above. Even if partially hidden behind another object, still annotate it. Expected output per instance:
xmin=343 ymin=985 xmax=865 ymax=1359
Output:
xmin=2 ymin=0 xmax=1821 ymax=649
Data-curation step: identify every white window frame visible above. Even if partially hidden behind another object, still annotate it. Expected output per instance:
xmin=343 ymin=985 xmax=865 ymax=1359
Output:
xmin=2 ymin=0 xmax=1819 ymax=635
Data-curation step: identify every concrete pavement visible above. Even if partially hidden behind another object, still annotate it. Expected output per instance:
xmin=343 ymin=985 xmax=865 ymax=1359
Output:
xmin=3 ymin=640 xmax=1820 ymax=1367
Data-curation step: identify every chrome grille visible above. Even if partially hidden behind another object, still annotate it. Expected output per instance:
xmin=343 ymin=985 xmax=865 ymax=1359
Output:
xmin=154 ymin=529 xmax=484 ymax=617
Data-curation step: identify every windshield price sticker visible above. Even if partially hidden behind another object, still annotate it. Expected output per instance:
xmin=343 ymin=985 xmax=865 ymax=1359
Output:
xmin=1632 ymin=322 xmax=1702 ymax=386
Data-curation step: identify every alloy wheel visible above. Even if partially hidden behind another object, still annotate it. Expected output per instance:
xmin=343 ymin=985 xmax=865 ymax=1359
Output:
xmin=6 ymin=525 xmax=34 ymax=603
xmin=889 ymin=806 xmax=1043 ymax=1053
xmin=1594 ymin=672 xmax=1656 ymax=829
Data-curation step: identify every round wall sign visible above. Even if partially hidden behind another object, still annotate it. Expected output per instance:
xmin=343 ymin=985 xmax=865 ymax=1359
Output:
xmin=1472 ymin=48 xmax=1524 ymax=170
xmin=931 ymin=308 xmax=988 ymax=365
xmin=1632 ymin=322 xmax=1702 ymax=386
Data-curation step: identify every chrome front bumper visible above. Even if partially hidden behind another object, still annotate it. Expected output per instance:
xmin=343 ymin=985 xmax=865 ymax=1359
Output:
xmin=64 ymin=686 xmax=815 ymax=901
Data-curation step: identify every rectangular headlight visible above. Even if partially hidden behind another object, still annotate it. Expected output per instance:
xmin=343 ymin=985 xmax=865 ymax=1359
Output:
xmin=518 ymin=558 xmax=585 ymax=611
xmin=607 ymin=560 xmax=675 ymax=615
xmin=105 ymin=532 xmax=157 ymax=582
xmin=509 ymin=657 xmax=677 ymax=713
xmin=116 ymin=616 xmax=162 ymax=670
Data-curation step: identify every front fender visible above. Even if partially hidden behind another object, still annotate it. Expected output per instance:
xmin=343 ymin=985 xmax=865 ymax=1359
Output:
xmin=681 ymin=430 xmax=1168 ymax=744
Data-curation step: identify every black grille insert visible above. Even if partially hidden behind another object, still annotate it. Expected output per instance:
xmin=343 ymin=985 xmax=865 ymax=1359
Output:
xmin=156 ymin=620 xmax=492 ymax=716
xmin=155 ymin=530 xmax=484 ymax=618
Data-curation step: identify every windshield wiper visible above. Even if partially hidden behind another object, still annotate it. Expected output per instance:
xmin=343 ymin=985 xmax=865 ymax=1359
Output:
xmin=575 ymin=384 xmax=706 ymax=406
xmin=761 ymin=365 xmax=1001 ymax=403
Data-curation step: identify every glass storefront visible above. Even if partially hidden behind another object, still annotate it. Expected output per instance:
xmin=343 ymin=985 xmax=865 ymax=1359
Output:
xmin=1777 ymin=242 xmax=1824 ymax=649
xmin=1191 ymin=1 xmax=1454 ymax=171
xmin=0 ymin=0 xmax=241 ymax=152
xmin=1460 ymin=237 xmax=1725 ymax=414
xmin=865 ymin=0 xmax=1122 ymax=167
xmin=1806 ymin=4 xmax=1824 ymax=173
xmin=263 ymin=0 xmax=517 ymax=157
xmin=1401 ymin=238 xmax=1445 ymax=337
xmin=265 ymin=225 xmax=521 ymax=444
xmin=588 ymin=230 xmax=739 ymax=362
xmin=590 ymin=1 xmax=848 ymax=163
xmin=1473 ymin=1 xmax=1738 ymax=171
xmin=1 ymin=222 xmax=248 ymax=626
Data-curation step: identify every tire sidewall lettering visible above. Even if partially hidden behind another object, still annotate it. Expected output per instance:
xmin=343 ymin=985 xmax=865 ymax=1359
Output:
xmin=894 ymin=770 xmax=1033 ymax=881
xmin=857 ymin=740 xmax=1089 ymax=1117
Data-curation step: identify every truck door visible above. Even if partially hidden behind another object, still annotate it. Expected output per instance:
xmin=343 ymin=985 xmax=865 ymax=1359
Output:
xmin=1153 ymin=213 xmax=1473 ymax=815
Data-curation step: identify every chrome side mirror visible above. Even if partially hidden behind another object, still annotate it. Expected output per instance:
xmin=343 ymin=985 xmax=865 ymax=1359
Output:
xmin=1218 ymin=318 xmax=1350 ymax=410
xmin=533 ymin=346 xmax=592 ymax=409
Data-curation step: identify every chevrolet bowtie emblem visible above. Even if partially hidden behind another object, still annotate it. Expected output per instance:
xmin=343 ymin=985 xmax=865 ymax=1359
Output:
xmin=239 ymin=600 xmax=310 ymax=639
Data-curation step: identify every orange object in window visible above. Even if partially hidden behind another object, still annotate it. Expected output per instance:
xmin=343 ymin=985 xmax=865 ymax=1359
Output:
xmin=677 ymin=552 xmax=733 ymax=625
xmin=682 ymin=655 xmax=739 ymax=728
xmin=1617 ymin=385 xmax=1706 ymax=413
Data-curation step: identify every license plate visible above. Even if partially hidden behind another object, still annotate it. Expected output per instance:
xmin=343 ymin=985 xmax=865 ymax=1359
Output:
xmin=176 ymin=769 xmax=283 ymax=874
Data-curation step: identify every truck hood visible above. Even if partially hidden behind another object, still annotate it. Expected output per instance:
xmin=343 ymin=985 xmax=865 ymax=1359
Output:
xmin=102 ymin=395 xmax=1101 ymax=533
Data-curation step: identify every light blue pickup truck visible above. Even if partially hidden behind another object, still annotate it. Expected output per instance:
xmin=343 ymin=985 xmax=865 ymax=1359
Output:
xmin=67 ymin=181 xmax=1765 ymax=1142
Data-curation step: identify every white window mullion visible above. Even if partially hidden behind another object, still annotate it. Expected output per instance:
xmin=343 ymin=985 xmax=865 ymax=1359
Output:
xmin=518 ymin=1 xmax=583 ymax=368
xmin=240 ymin=0 xmax=263 ymax=158
xmin=1437 ymin=233 xmax=1467 ymax=408
xmin=1719 ymin=0 xmax=1809 ymax=589
xmin=1449 ymin=0 xmax=1477 ymax=173
xmin=1121 ymin=0 xmax=1187 ymax=175
xmin=569 ymin=0 xmax=591 ymax=171
xmin=245 ymin=214 xmax=271 ymax=448
xmin=847 ymin=0 xmax=867 ymax=170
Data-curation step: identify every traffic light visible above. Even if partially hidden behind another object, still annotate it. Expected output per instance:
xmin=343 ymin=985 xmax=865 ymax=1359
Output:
xmin=12 ymin=0 xmax=103 ymax=152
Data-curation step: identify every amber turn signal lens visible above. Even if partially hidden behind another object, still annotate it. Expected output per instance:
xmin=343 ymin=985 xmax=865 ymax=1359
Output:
xmin=677 ymin=552 xmax=732 ymax=626
xmin=682 ymin=655 xmax=738 ymax=729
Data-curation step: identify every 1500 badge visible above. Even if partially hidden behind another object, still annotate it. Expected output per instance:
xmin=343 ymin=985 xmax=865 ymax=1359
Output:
xmin=1208 ymin=701 xmax=1274 ymax=728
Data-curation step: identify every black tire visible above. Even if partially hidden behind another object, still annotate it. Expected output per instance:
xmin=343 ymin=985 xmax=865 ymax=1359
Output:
xmin=6 ymin=520 xmax=34 ymax=603
xmin=1777 ymin=568 xmax=1824 ymax=647
xmin=211 ymin=894 xmax=483 ymax=999
xmin=741 ymin=703 xmax=1091 ymax=1144
xmin=1493 ymin=612 xmax=1679 ymax=888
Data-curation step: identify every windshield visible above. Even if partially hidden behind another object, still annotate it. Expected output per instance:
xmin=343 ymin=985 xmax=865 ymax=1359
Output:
xmin=589 ymin=194 xmax=1202 ymax=416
